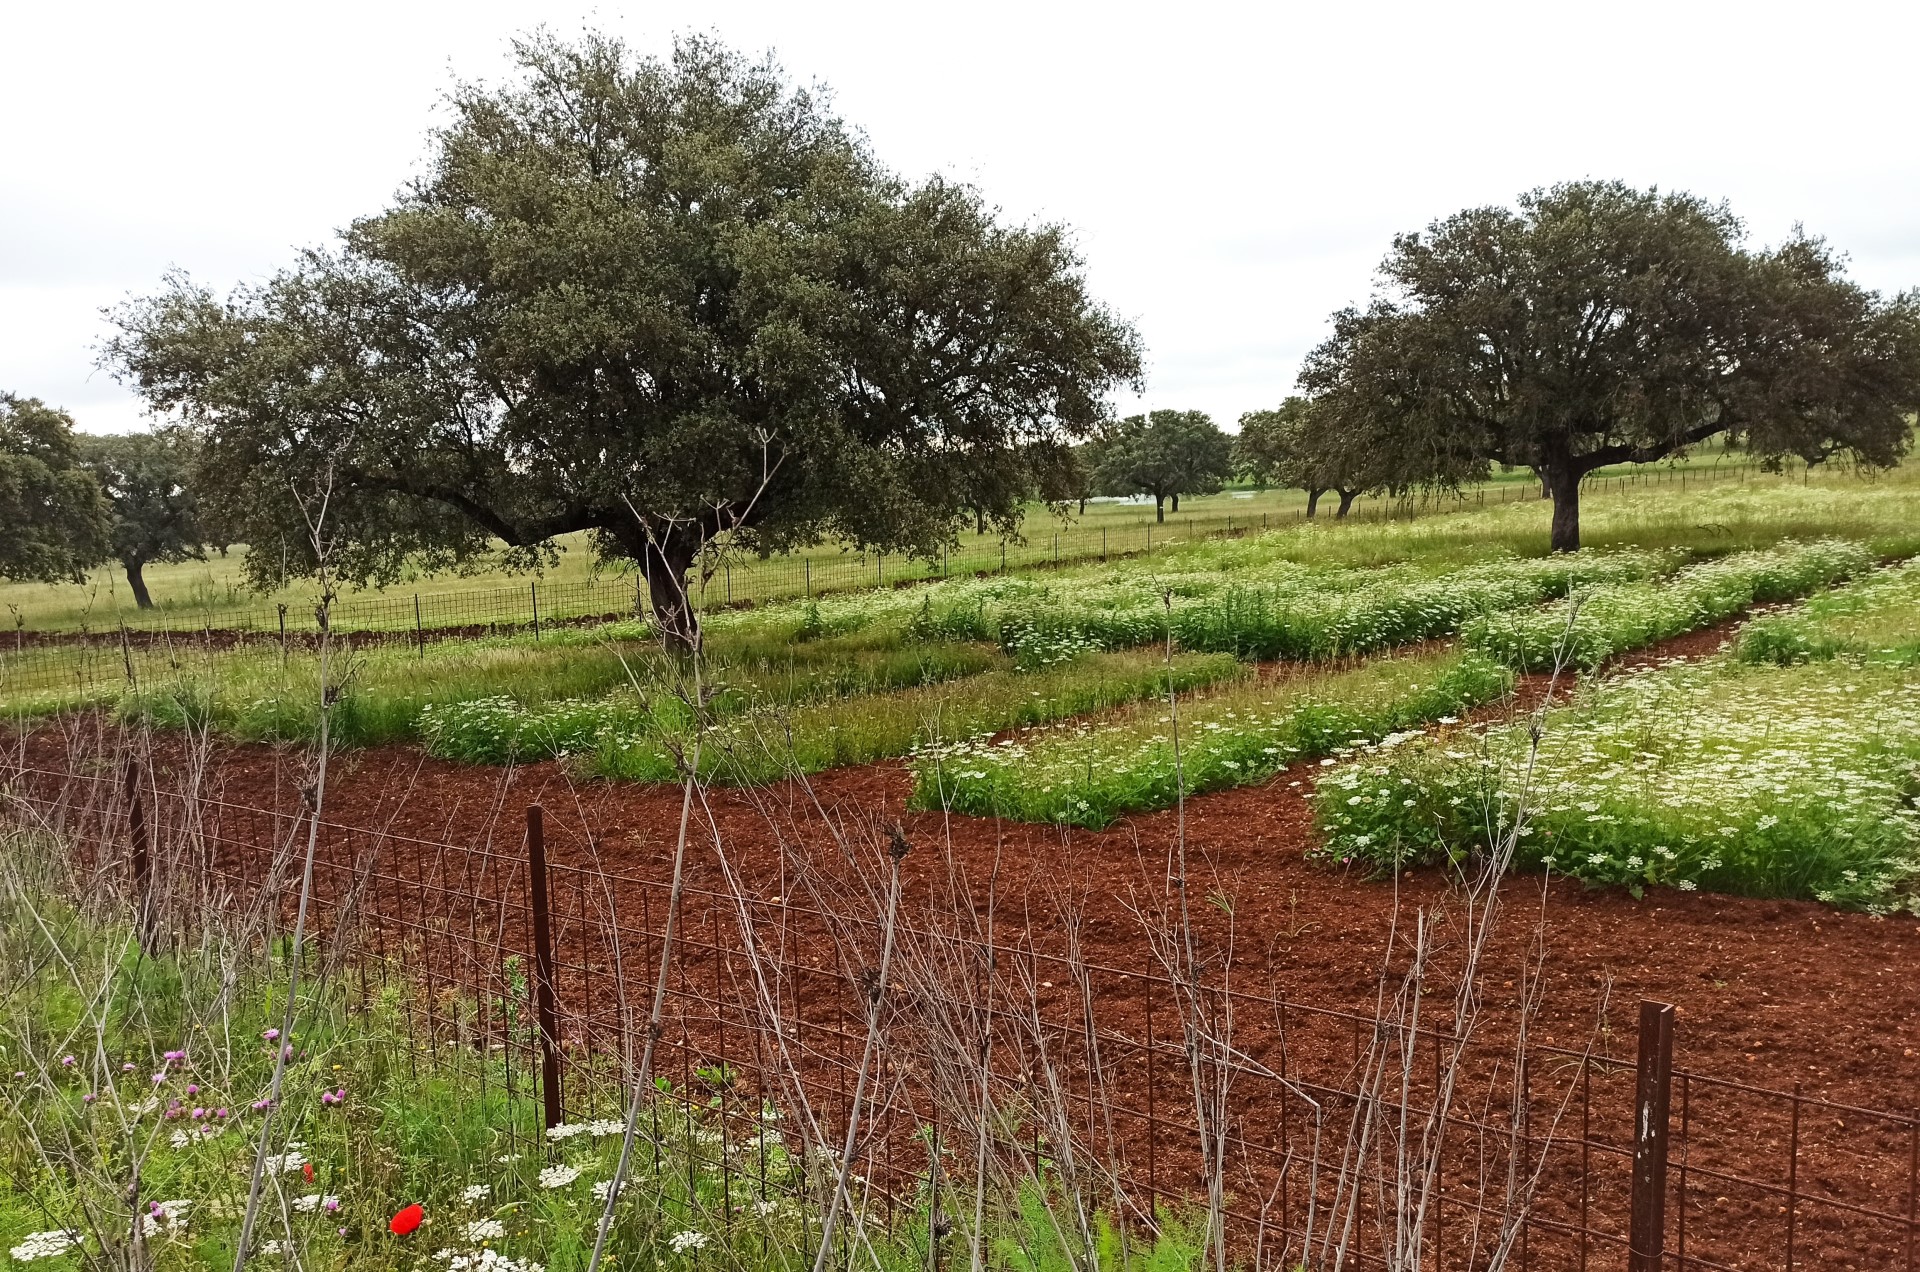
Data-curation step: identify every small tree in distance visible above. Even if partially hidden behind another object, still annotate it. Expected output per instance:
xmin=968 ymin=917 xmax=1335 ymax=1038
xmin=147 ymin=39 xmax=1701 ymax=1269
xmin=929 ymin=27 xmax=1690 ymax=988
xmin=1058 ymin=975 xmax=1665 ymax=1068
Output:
xmin=82 ymin=431 xmax=206 ymax=609
xmin=1301 ymin=180 xmax=1920 ymax=551
xmin=1237 ymin=397 xmax=1366 ymax=518
xmin=106 ymin=32 xmax=1142 ymax=653
xmin=0 ymin=394 xmax=110 ymax=584
xmin=1088 ymin=410 xmax=1234 ymax=522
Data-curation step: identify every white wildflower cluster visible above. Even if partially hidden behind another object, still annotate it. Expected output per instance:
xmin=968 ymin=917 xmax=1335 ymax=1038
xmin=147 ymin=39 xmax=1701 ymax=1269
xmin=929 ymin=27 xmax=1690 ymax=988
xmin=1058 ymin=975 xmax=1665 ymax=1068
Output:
xmin=437 ymin=1249 xmax=545 ymax=1272
xmin=669 ymin=1230 xmax=710 ymax=1254
xmin=140 ymin=1200 xmax=192 ymax=1236
xmin=1315 ymin=596 xmax=1920 ymax=913
xmin=537 ymin=1164 xmax=581 ymax=1189
xmin=464 ymin=1219 xmax=507 ymax=1242
xmin=169 ymin=1123 xmax=223 ymax=1148
xmin=291 ymin=1194 xmax=338 ymax=1213
xmin=9 ymin=1230 xmax=81 ymax=1262
xmin=462 ymin=1184 xmax=492 ymax=1203
xmin=545 ymin=1119 xmax=625 ymax=1141
xmin=1738 ymin=558 xmax=1920 ymax=668
xmin=262 ymin=1140 xmax=308 ymax=1175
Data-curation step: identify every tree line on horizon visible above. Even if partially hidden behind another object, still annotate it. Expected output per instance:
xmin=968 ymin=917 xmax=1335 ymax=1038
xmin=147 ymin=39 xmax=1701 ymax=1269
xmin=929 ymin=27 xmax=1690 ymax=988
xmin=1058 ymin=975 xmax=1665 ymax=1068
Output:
xmin=4 ymin=30 xmax=1918 ymax=639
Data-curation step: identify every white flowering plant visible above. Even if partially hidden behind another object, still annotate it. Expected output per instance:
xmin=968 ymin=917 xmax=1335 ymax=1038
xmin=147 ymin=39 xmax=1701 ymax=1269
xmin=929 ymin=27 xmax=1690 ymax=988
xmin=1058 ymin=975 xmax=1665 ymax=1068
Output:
xmin=914 ymin=650 xmax=1511 ymax=828
xmin=1312 ymin=634 xmax=1920 ymax=912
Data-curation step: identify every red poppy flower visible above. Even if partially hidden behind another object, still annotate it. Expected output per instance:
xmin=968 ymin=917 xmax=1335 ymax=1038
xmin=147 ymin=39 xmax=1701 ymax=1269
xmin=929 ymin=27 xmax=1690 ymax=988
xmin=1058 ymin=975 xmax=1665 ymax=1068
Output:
xmin=302 ymin=1162 xmax=315 ymax=1183
xmin=390 ymin=1204 xmax=424 ymax=1236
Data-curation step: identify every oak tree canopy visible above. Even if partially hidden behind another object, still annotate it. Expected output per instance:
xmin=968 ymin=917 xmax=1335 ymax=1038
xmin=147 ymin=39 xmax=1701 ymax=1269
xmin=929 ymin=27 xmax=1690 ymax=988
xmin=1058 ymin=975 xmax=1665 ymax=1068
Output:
xmin=107 ymin=32 xmax=1141 ymax=650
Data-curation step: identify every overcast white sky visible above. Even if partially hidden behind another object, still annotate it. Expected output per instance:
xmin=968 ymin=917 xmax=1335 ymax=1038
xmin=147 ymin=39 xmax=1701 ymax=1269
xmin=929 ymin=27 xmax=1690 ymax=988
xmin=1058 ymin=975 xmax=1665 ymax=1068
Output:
xmin=4 ymin=0 xmax=1918 ymax=434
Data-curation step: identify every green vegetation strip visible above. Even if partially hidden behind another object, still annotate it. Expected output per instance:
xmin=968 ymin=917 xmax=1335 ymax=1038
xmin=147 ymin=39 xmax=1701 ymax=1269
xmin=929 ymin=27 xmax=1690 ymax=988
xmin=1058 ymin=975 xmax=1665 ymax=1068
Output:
xmin=1315 ymin=564 xmax=1920 ymax=912
xmin=1736 ymin=559 xmax=1920 ymax=667
xmin=568 ymin=657 xmax=1236 ymax=787
xmin=1461 ymin=538 xmax=1875 ymax=669
xmin=912 ymin=649 xmax=1511 ymax=828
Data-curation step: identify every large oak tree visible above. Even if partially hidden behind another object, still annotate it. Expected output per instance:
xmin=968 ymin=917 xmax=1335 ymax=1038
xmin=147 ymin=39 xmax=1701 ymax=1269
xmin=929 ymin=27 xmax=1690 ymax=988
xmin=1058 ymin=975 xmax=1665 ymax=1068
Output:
xmin=105 ymin=33 xmax=1141 ymax=650
xmin=1301 ymin=181 xmax=1920 ymax=551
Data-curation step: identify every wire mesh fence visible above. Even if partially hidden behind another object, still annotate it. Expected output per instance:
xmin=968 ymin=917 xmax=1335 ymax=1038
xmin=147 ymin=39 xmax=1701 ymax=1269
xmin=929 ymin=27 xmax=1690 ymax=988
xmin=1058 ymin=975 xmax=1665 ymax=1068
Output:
xmin=0 ymin=460 xmax=1797 ymax=705
xmin=10 ymin=754 xmax=1917 ymax=1270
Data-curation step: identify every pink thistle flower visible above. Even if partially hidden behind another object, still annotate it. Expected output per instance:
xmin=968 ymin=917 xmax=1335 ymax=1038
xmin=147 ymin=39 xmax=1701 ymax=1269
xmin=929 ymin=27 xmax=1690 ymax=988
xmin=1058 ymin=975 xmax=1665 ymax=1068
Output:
xmin=60 ymin=1056 xmax=76 ymax=1068
xmin=121 ymin=1063 xmax=135 ymax=1073
xmin=83 ymin=1093 xmax=97 ymax=1104
xmin=214 ymin=1107 xmax=229 ymax=1119
xmin=262 ymin=1029 xmax=280 ymax=1042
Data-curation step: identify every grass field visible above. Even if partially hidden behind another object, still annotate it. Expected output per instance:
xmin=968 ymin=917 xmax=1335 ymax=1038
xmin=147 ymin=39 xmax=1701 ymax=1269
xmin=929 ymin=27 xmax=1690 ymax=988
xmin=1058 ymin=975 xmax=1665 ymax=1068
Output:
xmin=0 ymin=445 xmax=1834 ymax=633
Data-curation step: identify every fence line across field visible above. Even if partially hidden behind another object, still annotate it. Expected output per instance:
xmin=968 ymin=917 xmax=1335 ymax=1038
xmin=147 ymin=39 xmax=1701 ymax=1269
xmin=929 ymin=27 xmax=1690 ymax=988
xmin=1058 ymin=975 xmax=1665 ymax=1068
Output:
xmin=10 ymin=756 xmax=1918 ymax=1270
xmin=7 ymin=458 xmax=1775 ymax=643
xmin=0 ymin=460 xmax=1806 ymax=704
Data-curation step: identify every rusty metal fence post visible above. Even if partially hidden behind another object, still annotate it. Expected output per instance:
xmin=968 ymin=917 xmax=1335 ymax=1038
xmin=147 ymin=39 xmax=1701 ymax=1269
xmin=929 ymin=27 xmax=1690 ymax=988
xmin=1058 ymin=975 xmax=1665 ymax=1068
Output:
xmin=1630 ymin=1000 xmax=1676 ymax=1272
xmin=122 ymin=753 xmax=153 ymax=951
xmin=526 ymin=805 xmax=562 ymax=1130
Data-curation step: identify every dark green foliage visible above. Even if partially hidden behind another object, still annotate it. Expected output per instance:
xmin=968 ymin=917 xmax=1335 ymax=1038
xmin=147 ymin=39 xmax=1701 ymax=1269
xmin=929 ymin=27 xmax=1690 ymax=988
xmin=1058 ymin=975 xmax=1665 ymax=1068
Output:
xmin=104 ymin=32 xmax=1141 ymax=652
xmin=81 ymin=430 xmax=206 ymax=608
xmin=1236 ymin=396 xmax=1378 ymax=518
xmin=0 ymin=394 xmax=110 ymax=582
xmin=1086 ymin=409 xmax=1233 ymax=521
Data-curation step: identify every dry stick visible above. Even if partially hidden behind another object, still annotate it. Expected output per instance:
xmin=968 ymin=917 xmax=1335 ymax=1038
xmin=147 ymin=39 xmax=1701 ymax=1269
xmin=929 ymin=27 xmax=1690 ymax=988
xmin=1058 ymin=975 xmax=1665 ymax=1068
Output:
xmin=968 ymin=844 xmax=1003 ymax=1272
xmin=1155 ymin=587 xmax=1231 ymax=1272
xmin=233 ymin=477 xmax=339 ymax=1272
xmin=810 ymin=836 xmax=907 ymax=1272
xmin=584 ymin=734 xmax=702 ymax=1272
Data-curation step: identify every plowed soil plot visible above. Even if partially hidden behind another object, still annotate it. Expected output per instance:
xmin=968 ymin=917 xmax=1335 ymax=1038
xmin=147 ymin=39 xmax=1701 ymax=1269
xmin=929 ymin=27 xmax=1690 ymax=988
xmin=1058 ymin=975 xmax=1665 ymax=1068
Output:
xmin=13 ymin=694 xmax=1920 ymax=1268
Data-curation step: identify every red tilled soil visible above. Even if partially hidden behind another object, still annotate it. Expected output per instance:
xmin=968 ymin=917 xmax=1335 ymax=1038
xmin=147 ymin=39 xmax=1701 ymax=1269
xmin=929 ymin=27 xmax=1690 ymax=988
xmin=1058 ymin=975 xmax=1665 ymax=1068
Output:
xmin=17 ymin=618 xmax=1908 ymax=1109
xmin=10 ymin=617 xmax=1916 ymax=1265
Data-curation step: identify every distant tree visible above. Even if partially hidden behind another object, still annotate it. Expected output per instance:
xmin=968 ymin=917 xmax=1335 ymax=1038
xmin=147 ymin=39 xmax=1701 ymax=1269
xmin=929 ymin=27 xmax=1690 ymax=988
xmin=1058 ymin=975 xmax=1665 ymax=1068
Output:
xmin=1301 ymin=180 xmax=1920 ymax=551
xmin=1238 ymin=395 xmax=1449 ymax=518
xmin=81 ymin=430 xmax=206 ymax=608
xmin=0 ymin=394 xmax=110 ymax=583
xmin=1236 ymin=397 xmax=1362 ymax=517
xmin=104 ymin=32 xmax=1141 ymax=652
xmin=1088 ymin=410 xmax=1233 ymax=522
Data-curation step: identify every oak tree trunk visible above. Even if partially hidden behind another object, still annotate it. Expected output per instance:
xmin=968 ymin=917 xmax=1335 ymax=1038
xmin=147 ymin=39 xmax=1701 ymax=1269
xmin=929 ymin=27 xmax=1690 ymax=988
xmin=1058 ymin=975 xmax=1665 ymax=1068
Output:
xmin=1304 ymin=488 xmax=1324 ymax=519
xmin=1154 ymin=494 xmax=1165 ymax=523
xmin=1171 ymin=491 xmax=1180 ymax=513
xmin=125 ymin=558 xmax=154 ymax=609
xmin=640 ymin=535 xmax=703 ymax=654
xmin=1335 ymin=489 xmax=1358 ymax=518
xmin=1547 ymin=464 xmax=1583 ymax=552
